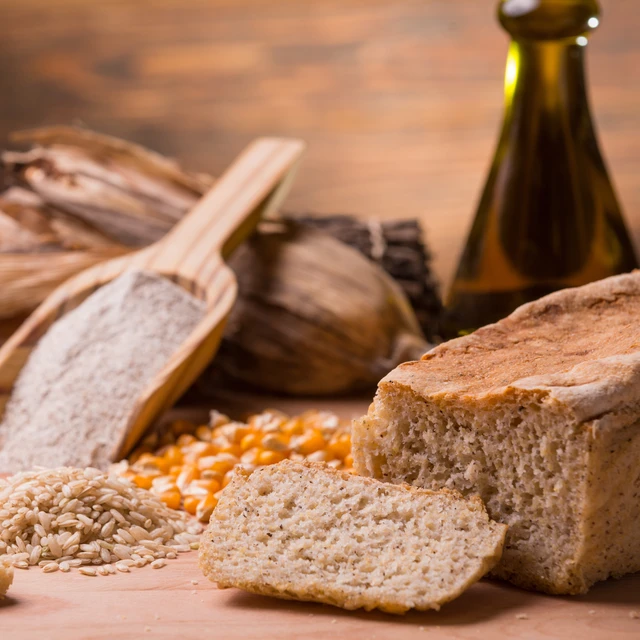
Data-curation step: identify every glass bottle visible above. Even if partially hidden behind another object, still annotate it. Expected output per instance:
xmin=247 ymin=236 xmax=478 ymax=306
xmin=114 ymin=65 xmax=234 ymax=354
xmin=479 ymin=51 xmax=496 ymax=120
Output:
xmin=446 ymin=0 xmax=638 ymax=332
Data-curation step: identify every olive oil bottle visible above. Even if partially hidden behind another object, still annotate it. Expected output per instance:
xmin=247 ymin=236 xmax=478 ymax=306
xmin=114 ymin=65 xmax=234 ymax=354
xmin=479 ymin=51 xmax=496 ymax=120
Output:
xmin=447 ymin=0 xmax=638 ymax=332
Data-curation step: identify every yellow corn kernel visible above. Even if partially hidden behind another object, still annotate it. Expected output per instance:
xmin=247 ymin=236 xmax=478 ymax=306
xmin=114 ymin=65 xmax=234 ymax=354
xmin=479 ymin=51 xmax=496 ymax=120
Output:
xmin=200 ymin=442 xmax=221 ymax=455
xmin=197 ymin=453 xmax=238 ymax=476
xmin=216 ymin=422 xmax=251 ymax=444
xmin=259 ymin=420 xmax=284 ymax=435
xmin=300 ymin=410 xmax=330 ymax=430
xmin=134 ymin=453 xmax=165 ymax=472
xmin=210 ymin=434 xmax=232 ymax=451
xmin=281 ymin=418 xmax=304 ymax=437
xmin=181 ymin=482 xmax=208 ymax=498
xmin=293 ymin=429 xmax=325 ymax=455
xmin=135 ymin=452 xmax=158 ymax=466
xmin=343 ymin=453 xmax=354 ymax=468
xmin=214 ymin=452 xmax=239 ymax=471
xmin=240 ymin=448 xmax=260 ymax=466
xmin=261 ymin=434 xmax=289 ymax=452
xmin=196 ymin=455 xmax=218 ymax=472
xmin=305 ymin=450 xmax=332 ymax=463
xmin=176 ymin=465 xmax=199 ymax=491
xmin=218 ymin=443 xmax=243 ymax=458
xmin=176 ymin=433 xmax=197 ymax=447
xmin=132 ymin=474 xmax=153 ymax=490
xmin=196 ymin=494 xmax=218 ymax=522
xmin=159 ymin=444 xmax=183 ymax=466
xmin=182 ymin=442 xmax=216 ymax=463
xmin=209 ymin=410 xmax=230 ymax=429
xmin=183 ymin=495 xmax=199 ymax=516
xmin=249 ymin=411 xmax=282 ymax=431
xmin=195 ymin=425 xmax=212 ymax=442
xmin=171 ymin=419 xmax=195 ymax=437
xmin=256 ymin=450 xmax=287 ymax=466
xmin=222 ymin=471 xmax=235 ymax=488
xmin=192 ymin=478 xmax=221 ymax=495
xmin=200 ymin=469 xmax=223 ymax=483
xmin=240 ymin=433 xmax=261 ymax=452
xmin=328 ymin=433 xmax=351 ymax=460
xmin=151 ymin=475 xmax=178 ymax=493
xmin=160 ymin=490 xmax=181 ymax=510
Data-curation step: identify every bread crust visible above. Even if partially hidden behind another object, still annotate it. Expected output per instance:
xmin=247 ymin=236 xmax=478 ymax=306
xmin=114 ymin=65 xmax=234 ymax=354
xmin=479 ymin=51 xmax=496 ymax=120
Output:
xmin=354 ymin=273 xmax=640 ymax=595
xmin=385 ymin=272 xmax=640 ymax=422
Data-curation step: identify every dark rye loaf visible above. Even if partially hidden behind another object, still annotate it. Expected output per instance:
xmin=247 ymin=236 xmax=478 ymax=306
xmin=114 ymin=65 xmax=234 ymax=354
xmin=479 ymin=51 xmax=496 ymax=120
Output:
xmin=353 ymin=272 xmax=640 ymax=595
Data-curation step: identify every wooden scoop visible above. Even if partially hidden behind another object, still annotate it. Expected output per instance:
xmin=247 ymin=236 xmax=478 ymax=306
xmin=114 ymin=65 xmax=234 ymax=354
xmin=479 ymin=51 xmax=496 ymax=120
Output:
xmin=0 ymin=137 xmax=306 ymax=460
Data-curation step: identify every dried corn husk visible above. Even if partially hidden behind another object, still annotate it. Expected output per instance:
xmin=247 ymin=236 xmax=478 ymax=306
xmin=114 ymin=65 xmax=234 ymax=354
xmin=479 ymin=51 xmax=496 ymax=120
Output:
xmin=0 ymin=188 xmax=128 ymax=318
xmin=4 ymin=126 xmax=211 ymax=246
xmin=0 ymin=126 xmax=434 ymax=395
xmin=0 ymin=124 xmax=207 ymax=315
xmin=203 ymin=220 xmax=429 ymax=395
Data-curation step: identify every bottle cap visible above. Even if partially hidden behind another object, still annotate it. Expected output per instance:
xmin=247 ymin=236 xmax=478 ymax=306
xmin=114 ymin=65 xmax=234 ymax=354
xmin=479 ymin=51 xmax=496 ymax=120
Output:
xmin=498 ymin=0 xmax=600 ymax=40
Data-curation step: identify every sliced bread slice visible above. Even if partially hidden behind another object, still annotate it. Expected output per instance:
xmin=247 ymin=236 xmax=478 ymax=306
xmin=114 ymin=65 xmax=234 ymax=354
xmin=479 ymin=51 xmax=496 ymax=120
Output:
xmin=199 ymin=460 xmax=507 ymax=613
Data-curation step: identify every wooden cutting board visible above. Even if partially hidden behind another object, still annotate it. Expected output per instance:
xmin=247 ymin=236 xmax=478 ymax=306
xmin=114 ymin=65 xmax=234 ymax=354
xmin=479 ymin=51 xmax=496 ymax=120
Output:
xmin=1 ymin=397 xmax=639 ymax=640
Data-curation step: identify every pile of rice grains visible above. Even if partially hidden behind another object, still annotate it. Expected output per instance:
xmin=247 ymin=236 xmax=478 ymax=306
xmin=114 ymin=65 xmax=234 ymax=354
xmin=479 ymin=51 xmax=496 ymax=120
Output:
xmin=0 ymin=409 xmax=352 ymax=576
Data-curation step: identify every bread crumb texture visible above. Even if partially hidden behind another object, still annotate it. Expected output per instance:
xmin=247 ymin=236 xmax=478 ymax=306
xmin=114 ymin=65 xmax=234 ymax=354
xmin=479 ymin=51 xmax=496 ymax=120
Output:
xmin=353 ymin=273 xmax=640 ymax=595
xmin=199 ymin=460 xmax=506 ymax=614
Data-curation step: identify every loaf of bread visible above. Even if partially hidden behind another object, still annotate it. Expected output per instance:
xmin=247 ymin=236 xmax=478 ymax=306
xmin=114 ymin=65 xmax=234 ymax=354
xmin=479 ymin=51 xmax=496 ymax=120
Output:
xmin=353 ymin=272 xmax=640 ymax=595
xmin=199 ymin=460 xmax=507 ymax=613
xmin=0 ymin=557 xmax=13 ymax=598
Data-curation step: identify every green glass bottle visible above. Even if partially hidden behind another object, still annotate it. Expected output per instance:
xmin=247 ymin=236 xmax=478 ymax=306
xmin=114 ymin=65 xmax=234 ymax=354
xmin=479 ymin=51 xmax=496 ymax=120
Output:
xmin=447 ymin=0 xmax=638 ymax=332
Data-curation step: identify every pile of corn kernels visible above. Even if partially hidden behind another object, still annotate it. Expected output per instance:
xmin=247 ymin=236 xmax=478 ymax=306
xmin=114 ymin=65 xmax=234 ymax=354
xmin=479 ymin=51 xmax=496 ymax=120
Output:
xmin=112 ymin=409 xmax=353 ymax=523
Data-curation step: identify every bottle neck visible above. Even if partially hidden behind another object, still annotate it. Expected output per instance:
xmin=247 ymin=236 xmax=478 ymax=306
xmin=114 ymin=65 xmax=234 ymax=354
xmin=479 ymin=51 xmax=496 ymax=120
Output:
xmin=503 ymin=38 xmax=591 ymax=127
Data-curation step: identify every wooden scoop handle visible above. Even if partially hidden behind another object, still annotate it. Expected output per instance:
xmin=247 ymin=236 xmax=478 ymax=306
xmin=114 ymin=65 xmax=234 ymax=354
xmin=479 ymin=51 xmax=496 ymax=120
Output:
xmin=145 ymin=137 xmax=306 ymax=279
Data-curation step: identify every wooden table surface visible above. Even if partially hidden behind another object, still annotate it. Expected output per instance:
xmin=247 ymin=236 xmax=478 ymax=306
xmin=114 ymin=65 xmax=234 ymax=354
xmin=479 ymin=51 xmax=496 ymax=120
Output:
xmin=2 ymin=554 xmax=639 ymax=640
xmin=1 ymin=397 xmax=639 ymax=639
xmin=3 ymin=0 xmax=640 ymax=289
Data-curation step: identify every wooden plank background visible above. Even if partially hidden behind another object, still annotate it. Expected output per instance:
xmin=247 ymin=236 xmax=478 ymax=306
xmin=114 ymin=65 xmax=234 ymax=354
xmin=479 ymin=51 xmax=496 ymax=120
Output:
xmin=2 ymin=0 xmax=639 ymax=289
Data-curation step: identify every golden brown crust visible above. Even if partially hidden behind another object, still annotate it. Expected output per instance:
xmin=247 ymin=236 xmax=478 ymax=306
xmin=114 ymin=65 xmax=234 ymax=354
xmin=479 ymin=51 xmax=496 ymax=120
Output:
xmin=384 ymin=272 xmax=640 ymax=420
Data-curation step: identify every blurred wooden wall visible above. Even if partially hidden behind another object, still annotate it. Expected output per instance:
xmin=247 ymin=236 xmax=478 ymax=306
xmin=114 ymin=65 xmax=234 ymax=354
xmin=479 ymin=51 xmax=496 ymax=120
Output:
xmin=2 ymin=0 xmax=639 ymax=288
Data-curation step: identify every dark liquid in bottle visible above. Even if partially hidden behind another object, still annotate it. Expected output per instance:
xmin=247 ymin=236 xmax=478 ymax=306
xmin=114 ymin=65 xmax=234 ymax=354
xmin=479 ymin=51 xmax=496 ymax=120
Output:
xmin=446 ymin=0 xmax=638 ymax=334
